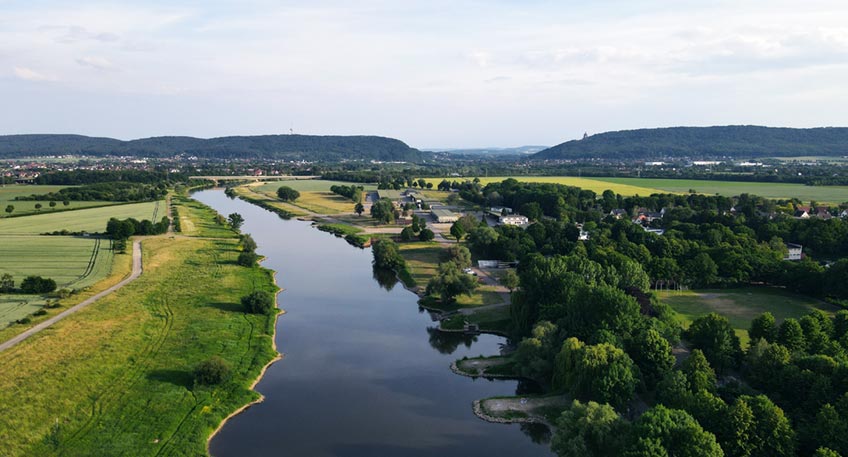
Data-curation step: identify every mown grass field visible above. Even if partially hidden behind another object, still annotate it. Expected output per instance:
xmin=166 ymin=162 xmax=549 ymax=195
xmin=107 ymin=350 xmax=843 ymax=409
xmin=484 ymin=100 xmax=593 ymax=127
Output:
xmin=249 ymin=182 xmax=362 ymax=215
xmin=422 ymin=176 xmax=665 ymax=196
xmin=0 ymin=200 xmax=163 ymax=234
xmin=0 ymin=184 xmax=117 ymax=217
xmin=0 ymin=217 xmax=278 ymax=455
xmin=594 ymin=177 xmax=848 ymax=203
xmin=659 ymin=287 xmax=838 ymax=346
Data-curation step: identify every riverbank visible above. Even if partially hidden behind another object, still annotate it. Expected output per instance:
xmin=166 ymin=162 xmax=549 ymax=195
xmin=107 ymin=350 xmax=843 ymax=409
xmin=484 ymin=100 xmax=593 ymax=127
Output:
xmin=0 ymin=195 xmax=281 ymax=455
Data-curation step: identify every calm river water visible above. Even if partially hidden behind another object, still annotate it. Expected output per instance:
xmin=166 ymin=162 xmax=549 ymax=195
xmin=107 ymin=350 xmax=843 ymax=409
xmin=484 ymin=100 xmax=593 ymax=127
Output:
xmin=196 ymin=190 xmax=553 ymax=457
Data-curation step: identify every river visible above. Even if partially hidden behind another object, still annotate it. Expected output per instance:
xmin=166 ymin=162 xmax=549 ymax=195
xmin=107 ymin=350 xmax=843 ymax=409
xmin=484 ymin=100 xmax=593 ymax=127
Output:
xmin=195 ymin=190 xmax=553 ymax=457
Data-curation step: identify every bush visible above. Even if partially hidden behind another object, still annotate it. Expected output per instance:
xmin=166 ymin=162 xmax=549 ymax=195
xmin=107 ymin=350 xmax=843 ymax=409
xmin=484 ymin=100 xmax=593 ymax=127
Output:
xmin=418 ymin=228 xmax=435 ymax=241
xmin=20 ymin=276 xmax=57 ymax=294
xmin=241 ymin=290 xmax=276 ymax=314
xmin=194 ymin=356 xmax=232 ymax=386
xmin=400 ymin=226 xmax=415 ymax=241
xmin=237 ymin=251 xmax=260 ymax=267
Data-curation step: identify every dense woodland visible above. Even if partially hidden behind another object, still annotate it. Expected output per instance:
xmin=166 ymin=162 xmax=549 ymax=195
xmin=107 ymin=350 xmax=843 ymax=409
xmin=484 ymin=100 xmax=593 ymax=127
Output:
xmin=0 ymin=134 xmax=428 ymax=162
xmin=446 ymin=179 xmax=848 ymax=456
xmin=535 ymin=126 xmax=848 ymax=160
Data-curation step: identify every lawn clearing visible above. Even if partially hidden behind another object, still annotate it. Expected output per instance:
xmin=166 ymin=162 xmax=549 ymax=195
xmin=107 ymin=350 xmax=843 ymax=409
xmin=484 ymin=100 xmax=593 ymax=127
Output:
xmin=594 ymin=177 xmax=848 ymax=203
xmin=0 ymin=184 xmax=120 ymax=218
xmin=659 ymin=286 xmax=839 ymax=346
xmin=0 ymin=200 xmax=163 ymax=234
xmin=398 ymin=242 xmax=445 ymax=287
xmin=422 ymin=176 xmax=665 ymax=196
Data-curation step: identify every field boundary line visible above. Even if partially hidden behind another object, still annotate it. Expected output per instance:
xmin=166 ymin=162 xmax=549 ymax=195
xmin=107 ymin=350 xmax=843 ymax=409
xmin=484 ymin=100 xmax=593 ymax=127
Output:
xmin=0 ymin=239 xmax=143 ymax=353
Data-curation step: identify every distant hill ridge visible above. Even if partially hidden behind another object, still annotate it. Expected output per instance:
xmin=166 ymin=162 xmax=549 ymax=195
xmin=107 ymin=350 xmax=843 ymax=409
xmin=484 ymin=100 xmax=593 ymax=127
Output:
xmin=0 ymin=134 xmax=428 ymax=162
xmin=534 ymin=126 xmax=848 ymax=160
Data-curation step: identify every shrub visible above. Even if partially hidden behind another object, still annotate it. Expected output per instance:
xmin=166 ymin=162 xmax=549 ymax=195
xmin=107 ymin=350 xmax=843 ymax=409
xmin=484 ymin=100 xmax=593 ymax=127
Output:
xmin=237 ymin=251 xmax=259 ymax=267
xmin=418 ymin=228 xmax=435 ymax=241
xmin=241 ymin=290 xmax=276 ymax=314
xmin=194 ymin=356 xmax=232 ymax=386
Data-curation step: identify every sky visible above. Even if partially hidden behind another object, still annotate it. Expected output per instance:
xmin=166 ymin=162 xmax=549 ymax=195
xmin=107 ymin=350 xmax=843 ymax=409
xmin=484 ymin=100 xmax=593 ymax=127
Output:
xmin=1 ymin=0 xmax=848 ymax=149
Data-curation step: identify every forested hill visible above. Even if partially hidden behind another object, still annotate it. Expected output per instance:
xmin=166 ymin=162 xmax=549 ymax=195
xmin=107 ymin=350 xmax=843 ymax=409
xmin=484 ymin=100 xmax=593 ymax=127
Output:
xmin=0 ymin=134 xmax=429 ymax=162
xmin=533 ymin=126 xmax=848 ymax=160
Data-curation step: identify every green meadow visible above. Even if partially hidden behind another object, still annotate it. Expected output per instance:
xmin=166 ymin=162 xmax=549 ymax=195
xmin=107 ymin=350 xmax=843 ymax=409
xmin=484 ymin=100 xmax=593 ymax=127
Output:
xmin=0 ymin=200 xmax=163 ymax=234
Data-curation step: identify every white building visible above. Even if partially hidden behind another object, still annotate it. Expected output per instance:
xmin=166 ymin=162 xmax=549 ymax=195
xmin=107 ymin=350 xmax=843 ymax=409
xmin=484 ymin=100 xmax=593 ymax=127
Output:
xmin=785 ymin=243 xmax=803 ymax=261
xmin=499 ymin=214 xmax=529 ymax=226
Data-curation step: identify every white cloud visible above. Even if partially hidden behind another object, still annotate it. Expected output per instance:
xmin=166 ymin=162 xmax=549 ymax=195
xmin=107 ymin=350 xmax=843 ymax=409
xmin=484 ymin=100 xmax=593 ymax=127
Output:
xmin=12 ymin=66 xmax=56 ymax=82
xmin=75 ymin=56 xmax=115 ymax=71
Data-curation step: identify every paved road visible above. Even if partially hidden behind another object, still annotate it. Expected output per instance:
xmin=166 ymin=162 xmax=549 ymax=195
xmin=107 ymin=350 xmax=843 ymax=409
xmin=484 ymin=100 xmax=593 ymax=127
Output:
xmin=0 ymin=240 xmax=143 ymax=354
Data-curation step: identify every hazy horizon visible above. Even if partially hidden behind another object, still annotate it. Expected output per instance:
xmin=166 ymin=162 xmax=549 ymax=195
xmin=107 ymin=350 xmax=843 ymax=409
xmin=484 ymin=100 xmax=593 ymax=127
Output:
xmin=2 ymin=0 xmax=848 ymax=148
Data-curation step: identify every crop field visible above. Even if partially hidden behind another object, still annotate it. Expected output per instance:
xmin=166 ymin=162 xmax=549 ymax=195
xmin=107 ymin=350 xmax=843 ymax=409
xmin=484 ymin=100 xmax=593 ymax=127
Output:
xmin=0 ymin=200 xmax=162 ymax=234
xmin=253 ymin=179 xmax=377 ymax=193
xmin=0 ymin=236 xmax=278 ymax=455
xmin=594 ymin=177 xmax=848 ymax=203
xmin=423 ymin=176 xmax=665 ymax=196
xmin=0 ymin=236 xmax=115 ymax=326
xmin=0 ymin=185 xmax=116 ymax=217
xmin=421 ymin=176 xmax=848 ymax=203
xmin=659 ymin=287 xmax=838 ymax=345
xmin=0 ymin=236 xmax=114 ymax=288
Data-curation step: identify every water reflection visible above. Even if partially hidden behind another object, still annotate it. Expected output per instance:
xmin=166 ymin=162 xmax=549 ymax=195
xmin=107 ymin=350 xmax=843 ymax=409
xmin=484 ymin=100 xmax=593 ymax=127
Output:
xmin=372 ymin=266 xmax=399 ymax=291
xmin=521 ymin=423 xmax=552 ymax=445
xmin=426 ymin=327 xmax=478 ymax=354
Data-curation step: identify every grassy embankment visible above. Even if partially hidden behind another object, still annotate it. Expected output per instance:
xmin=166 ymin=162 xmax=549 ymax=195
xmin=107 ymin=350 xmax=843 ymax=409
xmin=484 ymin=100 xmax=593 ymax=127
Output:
xmin=251 ymin=179 xmax=377 ymax=216
xmin=0 ymin=195 xmax=279 ymax=456
xmin=659 ymin=287 xmax=839 ymax=347
xmin=0 ymin=184 xmax=118 ymax=218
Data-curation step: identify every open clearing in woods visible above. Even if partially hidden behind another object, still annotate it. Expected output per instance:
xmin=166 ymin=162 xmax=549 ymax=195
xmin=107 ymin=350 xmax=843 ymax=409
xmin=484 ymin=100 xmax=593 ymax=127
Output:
xmin=659 ymin=287 xmax=839 ymax=346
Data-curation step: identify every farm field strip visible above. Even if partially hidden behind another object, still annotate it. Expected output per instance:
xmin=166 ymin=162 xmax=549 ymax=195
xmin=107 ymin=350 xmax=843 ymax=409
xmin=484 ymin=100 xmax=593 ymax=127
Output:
xmin=0 ymin=200 xmax=162 ymax=234
xmin=594 ymin=177 xmax=848 ymax=203
xmin=0 ymin=184 xmax=119 ymax=217
xmin=422 ymin=176 xmax=665 ymax=196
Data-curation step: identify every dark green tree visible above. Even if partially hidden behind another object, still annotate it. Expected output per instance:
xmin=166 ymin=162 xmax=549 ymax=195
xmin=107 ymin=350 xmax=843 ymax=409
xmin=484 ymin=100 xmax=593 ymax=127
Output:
xmin=552 ymin=400 xmax=629 ymax=457
xmin=627 ymin=405 xmax=723 ymax=457
xmin=241 ymin=290 xmax=276 ymax=314
xmin=276 ymin=186 xmax=300 ymax=201
xmin=227 ymin=213 xmax=245 ymax=231
xmin=778 ymin=318 xmax=806 ymax=352
xmin=628 ymin=328 xmax=675 ymax=389
xmin=686 ymin=313 xmax=741 ymax=372
xmin=749 ymin=312 xmax=777 ymax=343
xmin=194 ymin=356 xmax=232 ymax=386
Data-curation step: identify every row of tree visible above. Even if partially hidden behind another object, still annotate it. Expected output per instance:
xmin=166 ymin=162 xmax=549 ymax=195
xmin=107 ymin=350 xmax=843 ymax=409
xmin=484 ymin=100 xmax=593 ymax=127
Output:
xmin=0 ymin=274 xmax=57 ymax=294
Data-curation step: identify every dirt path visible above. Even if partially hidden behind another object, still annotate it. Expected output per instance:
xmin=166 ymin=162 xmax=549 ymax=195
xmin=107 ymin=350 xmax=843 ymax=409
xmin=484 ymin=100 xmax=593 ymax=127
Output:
xmin=0 ymin=239 xmax=143 ymax=353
